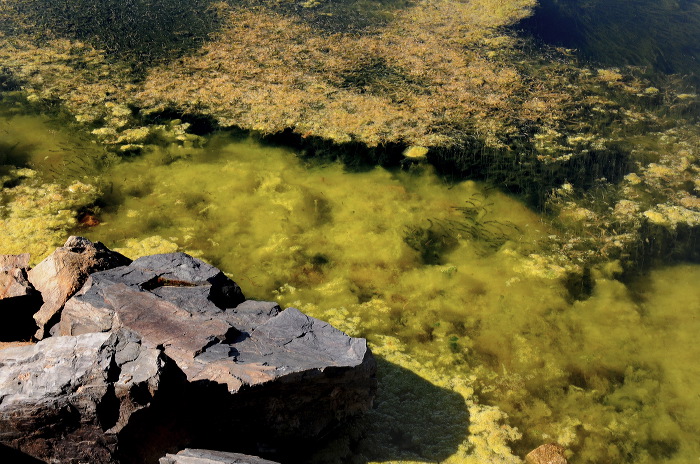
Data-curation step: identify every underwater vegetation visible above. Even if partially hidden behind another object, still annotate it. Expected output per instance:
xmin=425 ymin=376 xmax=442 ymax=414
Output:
xmin=2 ymin=89 xmax=700 ymax=464
xmin=5 ymin=118 xmax=697 ymax=463
xmin=0 ymin=0 xmax=223 ymax=68
xmin=2 ymin=0 xmax=698 ymax=270
xmin=1 ymin=0 xmax=700 ymax=462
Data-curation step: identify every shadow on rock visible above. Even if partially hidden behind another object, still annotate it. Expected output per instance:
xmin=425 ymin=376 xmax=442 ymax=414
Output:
xmin=0 ymin=444 xmax=45 ymax=463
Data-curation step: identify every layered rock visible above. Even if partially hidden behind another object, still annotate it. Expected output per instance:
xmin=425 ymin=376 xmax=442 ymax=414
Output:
xmin=0 ymin=329 xmax=184 ymax=464
xmin=1 ymin=245 xmax=376 ymax=462
xmin=28 ymin=236 xmax=131 ymax=340
xmin=59 ymin=252 xmax=373 ymax=393
xmin=159 ymin=449 xmax=280 ymax=464
xmin=57 ymin=251 xmax=376 ymax=455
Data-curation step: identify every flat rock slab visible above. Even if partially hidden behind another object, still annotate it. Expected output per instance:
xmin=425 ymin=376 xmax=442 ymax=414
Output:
xmin=28 ymin=236 xmax=131 ymax=339
xmin=59 ymin=252 xmax=376 ymax=453
xmin=60 ymin=252 xmax=371 ymax=393
xmin=0 ymin=329 xmax=177 ymax=464
xmin=160 ymin=449 xmax=279 ymax=464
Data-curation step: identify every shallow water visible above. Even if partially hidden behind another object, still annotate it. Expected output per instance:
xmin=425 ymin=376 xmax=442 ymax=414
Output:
xmin=523 ymin=0 xmax=700 ymax=84
xmin=1 ymin=0 xmax=700 ymax=462
xmin=2 ymin=107 xmax=700 ymax=463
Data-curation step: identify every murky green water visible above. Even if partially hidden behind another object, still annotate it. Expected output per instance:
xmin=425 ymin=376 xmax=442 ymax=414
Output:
xmin=1 ymin=0 xmax=700 ymax=463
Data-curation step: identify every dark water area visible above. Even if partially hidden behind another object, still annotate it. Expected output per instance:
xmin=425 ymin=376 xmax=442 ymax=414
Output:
xmin=2 ymin=0 xmax=222 ymax=68
xmin=521 ymin=0 xmax=700 ymax=86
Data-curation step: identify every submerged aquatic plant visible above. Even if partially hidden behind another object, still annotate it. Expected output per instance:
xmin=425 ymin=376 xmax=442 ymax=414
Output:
xmin=0 ymin=168 xmax=100 ymax=261
xmin=404 ymin=192 xmax=522 ymax=264
xmin=1 ymin=0 xmax=700 ymax=462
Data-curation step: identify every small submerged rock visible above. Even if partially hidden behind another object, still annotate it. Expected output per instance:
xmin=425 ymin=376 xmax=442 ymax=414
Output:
xmin=525 ymin=443 xmax=568 ymax=464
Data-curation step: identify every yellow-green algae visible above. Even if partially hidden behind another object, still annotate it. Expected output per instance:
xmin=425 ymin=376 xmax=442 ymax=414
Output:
xmin=0 ymin=1 xmax=699 ymax=460
xmin=0 ymin=102 xmax=104 ymax=262
xmin=31 ymin=132 xmax=690 ymax=463
xmin=2 ymin=109 xmax=700 ymax=461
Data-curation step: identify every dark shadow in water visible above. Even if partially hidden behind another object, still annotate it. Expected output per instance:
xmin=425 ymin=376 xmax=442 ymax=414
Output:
xmin=427 ymin=137 xmax=633 ymax=210
xmin=5 ymin=0 xmax=223 ymax=70
xmin=232 ymin=0 xmax=415 ymax=33
xmin=0 ymin=355 xmax=468 ymax=464
xmin=260 ymin=128 xmax=407 ymax=173
xmin=0 ymin=140 xmax=35 ymax=183
xmin=142 ymin=109 xmax=221 ymax=137
xmin=238 ymin=125 xmax=632 ymax=211
xmin=627 ymin=221 xmax=700 ymax=273
xmin=520 ymin=0 xmax=700 ymax=86
xmin=165 ymin=355 xmax=469 ymax=464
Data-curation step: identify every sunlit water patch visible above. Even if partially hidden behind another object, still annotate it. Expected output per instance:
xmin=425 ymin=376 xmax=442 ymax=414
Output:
xmin=4 ymin=127 xmax=684 ymax=463
xmin=1 ymin=96 xmax=700 ymax=463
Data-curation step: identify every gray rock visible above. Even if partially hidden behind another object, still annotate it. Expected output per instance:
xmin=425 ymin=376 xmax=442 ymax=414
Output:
xmin=0 ymin=329 xmax=182 ymax=464
xmin=59 ymin=252 xmax=377 ymax=451
xmin=159 ymin=449 xmax=279 ymax=464
xmin=28 ymin=236 xmax=131 ymax=340
xmin=133 ymin=253 xmax=245 ymax=309
xmin=59 ymin=252 xmax=370 ymax=392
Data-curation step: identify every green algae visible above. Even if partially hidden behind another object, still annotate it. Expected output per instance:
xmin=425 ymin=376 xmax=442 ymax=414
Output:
xmin=2 ymin=106 xmax=700 ymax=461
xmin=0 ymin=99 xmax=106 ymax=262
xmin=2 ymin=127 xmax=675 ymax=463
xmin=0 ymin=0 xmax=699 ymax=461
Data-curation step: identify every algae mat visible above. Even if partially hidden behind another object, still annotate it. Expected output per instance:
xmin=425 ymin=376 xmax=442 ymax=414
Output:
xmin=3 ymin=111 xmax=700 ymax=463
xmin=1 ymin=0 xmax=700 ymax=462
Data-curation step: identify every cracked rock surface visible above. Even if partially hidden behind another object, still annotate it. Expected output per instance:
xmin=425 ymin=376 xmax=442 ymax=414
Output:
xmin=59 ymin=252 xmax=372 ymax=393
xmin=0 ymin=329 xmax=181 ymax=464
xmin=1 ymin=248 xmax=376 ymax=462
xmin=55 ymin=251 xmax=376 ymax=457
